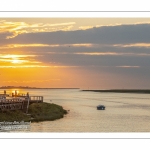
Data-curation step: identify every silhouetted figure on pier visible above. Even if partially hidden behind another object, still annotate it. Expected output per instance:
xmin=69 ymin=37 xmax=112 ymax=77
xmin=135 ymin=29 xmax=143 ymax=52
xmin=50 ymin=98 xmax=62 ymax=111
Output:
xmin=15 ymin=90 xmax=17 ymax=96
xmin=12 ymin=93 xmax=14 ymax=97
xmin=4 ymin=90 xmax=6 ymax=95
xmin=27 ymin=92 xmax=29 ymax=98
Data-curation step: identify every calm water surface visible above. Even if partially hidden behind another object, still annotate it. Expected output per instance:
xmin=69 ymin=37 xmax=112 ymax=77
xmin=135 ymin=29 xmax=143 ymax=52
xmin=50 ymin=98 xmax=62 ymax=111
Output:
xmin=1 ymin=89 xmax=150 ymax=132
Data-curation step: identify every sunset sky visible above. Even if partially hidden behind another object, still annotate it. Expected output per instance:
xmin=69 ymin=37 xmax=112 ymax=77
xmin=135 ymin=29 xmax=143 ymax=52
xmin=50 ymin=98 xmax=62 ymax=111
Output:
xmin=1 ymin=18 xmax=150 ymax=89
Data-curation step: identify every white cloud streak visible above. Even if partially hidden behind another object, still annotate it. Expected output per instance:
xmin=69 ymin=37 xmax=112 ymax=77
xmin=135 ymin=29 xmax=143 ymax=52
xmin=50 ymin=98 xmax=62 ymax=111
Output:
xmin=116 ymin=66 xmax=140 ymax=68
xmin=74 ymin=52 xmax=150 ymax=56
xmin=0 ymin=43 xmax=93 ymax=49
xmin=114 ymin=43 xmax=150 ymax=48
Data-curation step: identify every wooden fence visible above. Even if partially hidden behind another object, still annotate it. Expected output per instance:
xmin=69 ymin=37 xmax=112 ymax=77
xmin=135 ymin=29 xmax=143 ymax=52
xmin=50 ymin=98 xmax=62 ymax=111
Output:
xmin=0 ymin=96 xmax=43 ymax=112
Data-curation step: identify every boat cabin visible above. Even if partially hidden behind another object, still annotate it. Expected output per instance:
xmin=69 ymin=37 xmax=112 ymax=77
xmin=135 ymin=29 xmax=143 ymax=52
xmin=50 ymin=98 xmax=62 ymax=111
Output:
xmin=97 ymin=105 xmax=105 ymax=110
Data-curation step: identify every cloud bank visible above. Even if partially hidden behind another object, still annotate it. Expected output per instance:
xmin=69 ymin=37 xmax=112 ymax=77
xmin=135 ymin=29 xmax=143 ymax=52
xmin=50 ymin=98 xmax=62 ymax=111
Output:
xmin=1 ymin=21 xmax=150 ymax=88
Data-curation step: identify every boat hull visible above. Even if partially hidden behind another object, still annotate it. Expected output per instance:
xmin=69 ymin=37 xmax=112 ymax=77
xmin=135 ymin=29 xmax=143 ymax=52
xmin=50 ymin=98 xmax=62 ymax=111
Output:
xmin=97 ymin=105 xmax=105 ymax=110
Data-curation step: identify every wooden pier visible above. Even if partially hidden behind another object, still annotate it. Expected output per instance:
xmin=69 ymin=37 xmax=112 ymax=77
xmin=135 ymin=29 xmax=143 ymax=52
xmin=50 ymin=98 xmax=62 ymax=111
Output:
xmin=0 ymin=90 xmax=43 ymax=113
xmin=0 ymin=99 xmax=24 ymax=111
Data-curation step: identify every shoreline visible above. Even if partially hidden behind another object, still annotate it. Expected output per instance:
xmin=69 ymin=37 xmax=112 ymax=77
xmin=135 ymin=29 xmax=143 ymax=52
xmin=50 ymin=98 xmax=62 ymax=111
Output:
xmin=82 ymin=89 xmax=150 ymax=94
xmin=0 ymin=87 xmax=80 ymax=89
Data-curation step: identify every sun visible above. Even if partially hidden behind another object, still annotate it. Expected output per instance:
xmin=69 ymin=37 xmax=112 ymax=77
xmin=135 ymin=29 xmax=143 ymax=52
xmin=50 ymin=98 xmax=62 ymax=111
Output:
xmin=11 ymin=59 xmax=21 ymax=64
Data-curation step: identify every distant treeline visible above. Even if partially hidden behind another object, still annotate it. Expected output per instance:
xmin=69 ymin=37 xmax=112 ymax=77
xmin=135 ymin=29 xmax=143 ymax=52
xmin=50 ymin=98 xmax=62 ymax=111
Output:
xmin=82 ymin=89 xmax=150 ymax=94
xmin=0 ymin=87 xmax=80 ymax=89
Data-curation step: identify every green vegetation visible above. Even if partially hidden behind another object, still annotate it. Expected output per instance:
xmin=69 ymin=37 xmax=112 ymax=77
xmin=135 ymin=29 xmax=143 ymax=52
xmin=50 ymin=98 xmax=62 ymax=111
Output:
xmin=28 ymin=102 xmax=67 ymax=122
xmin=0 ymin=102 xmax=67 ymax=122
xmin=0 ymin=110 xmax=30 ymax=122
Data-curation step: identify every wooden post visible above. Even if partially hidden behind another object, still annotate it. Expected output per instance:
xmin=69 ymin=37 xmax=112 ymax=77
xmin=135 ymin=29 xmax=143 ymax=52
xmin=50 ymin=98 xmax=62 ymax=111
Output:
xmin=26 ymin=96 xmax=30 ymax=114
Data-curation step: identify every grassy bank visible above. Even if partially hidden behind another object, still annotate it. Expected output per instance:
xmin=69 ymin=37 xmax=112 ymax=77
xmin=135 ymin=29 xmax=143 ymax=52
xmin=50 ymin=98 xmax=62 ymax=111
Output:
xmin=28 ymin=102 xmax=67 ymax=122
xmin=0 ymin=102 xmax=67 ymax=122
xmin=0 ymin=110 xmax=30 ymax=122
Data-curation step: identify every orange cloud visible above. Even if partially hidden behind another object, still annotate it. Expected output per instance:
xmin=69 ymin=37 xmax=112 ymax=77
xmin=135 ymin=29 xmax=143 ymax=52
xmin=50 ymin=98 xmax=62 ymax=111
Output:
xmin=0 ymin=20 xmax=75 ymax=39
xmin=0 ymin=65 xmax=49 ymax=68
xmin=0 ymin=43 xmax=94 ymax=49
xmin=0 ymin=54 xmax=36 ymax=58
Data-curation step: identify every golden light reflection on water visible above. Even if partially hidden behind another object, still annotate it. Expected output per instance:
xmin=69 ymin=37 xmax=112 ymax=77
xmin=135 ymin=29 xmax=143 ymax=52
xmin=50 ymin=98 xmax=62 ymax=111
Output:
xmin=5 ymin=89 xmax=23 ymax=96
xmin=11 ymin=89 xmax=19 ymax=95
xmin=4 ymin=89 xmax=37 ymax=97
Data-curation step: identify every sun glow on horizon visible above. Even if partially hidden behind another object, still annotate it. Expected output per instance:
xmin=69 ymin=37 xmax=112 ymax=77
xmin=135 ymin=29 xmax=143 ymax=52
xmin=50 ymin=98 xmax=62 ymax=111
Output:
xmin=0 ymin=54 xmax=36 ymax=59
xmin=11 ymin=59 xmax=23 ymax=64
xmin=0 ymin=54 xmax=41 ymax=65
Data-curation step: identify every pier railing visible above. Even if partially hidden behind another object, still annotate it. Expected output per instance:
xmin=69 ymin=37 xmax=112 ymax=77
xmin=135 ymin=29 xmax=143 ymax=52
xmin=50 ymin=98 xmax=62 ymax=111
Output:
xmin=0 ymin=99 xmax=24 ymax=104
xmin=0 ymin=96 xmax=43 ymax=112
xmin=30 ymin=96 xmax=43 ymax=101
xmin=0 ymin=96 xmax=6 ymax=100
xmin=0 ymin=99 xmax=24 ymax=111
xmin=0 ymin=90 xmax=44 ymax=112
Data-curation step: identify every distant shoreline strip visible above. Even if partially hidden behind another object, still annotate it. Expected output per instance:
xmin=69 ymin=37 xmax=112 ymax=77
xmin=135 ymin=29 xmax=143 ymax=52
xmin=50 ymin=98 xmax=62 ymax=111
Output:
xmin=0 ymin=88 xmax=80 ymax=89
xmin=82 ymin=89 xmax=150 ymax=94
